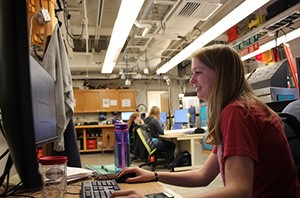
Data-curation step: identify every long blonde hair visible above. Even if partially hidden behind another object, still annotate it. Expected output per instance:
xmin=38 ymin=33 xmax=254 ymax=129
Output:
xmin=148 ymin=106 xmax=160 ymax=120
xmin=192 ymin=44 xmax=275 ymax=145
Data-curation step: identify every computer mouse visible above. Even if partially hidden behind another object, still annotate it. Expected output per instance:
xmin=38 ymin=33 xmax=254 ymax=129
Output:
xmin=115 ymin=172 xmax=137 ymax=183
xmin=194 ymin=127 xmax=205 ymax=134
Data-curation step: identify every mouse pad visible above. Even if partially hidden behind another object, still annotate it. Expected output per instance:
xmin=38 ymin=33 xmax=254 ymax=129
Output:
xmin=86 ymin=164 xmax=117 ymax=174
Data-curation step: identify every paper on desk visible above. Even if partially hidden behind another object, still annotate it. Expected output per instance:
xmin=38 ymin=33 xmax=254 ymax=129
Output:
xmin=67 ymin=167 xmax=93 ymax=182
xmin=164 ymin=127 xmax=197 ymax=135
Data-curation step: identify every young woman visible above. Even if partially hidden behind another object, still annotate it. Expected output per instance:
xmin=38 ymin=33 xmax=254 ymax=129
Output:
xmin=111 ymin=44 xmax=300 ymax=198
xmin=144 ymin=106 xmax=175 ymax=164
xmin=127 ymin=112 xmax=144 ymax=137
xmin=127 ymin=112 xmax=145 ymax=160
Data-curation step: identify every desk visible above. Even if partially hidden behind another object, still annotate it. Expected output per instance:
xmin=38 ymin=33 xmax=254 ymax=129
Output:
xmin=119 ymin=182 xmax=182 ymax=197
xmin=159 ymin=133 xmax=204 ymax=171
xmin=22 ymin=178 xmax=182 ymax=197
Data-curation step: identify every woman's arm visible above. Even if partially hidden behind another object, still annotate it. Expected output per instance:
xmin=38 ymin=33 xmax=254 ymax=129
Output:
xmin=151 ymin=118 xmax=164 ymax=135
xmin=111 ymin=153 xmax=219 ymax=198
xmin=187 ymin=155 xmax=254 ymax=198
xmin=117 ymin=153 xmax=220 ymax=187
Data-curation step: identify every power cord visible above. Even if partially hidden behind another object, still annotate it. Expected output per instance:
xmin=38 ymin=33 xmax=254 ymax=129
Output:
xmin=0 ymin=113 xmax=24 ymax=197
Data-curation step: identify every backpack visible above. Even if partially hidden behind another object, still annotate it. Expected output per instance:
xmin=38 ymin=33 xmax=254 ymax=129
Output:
xmin=173 ymin=150 xmax=191 ymax=167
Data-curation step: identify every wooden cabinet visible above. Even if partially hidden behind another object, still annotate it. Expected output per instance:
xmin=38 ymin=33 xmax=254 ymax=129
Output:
xmin=73 ymin=89 xmax=84 ymax=112
xmin=99 ymin=89 xmax=119 ymax=112
xmin=119 ymin=89 xmax=136 ymax=111
xmin=73 ymin=89 xmax=136 ymax=113
xmin=102 ymin=127 xmax=115 ymax=150
xmin=75 ymin=125 xmax=115 ymax=153
xmin=73 ymin=89 xmax=101 ymax=113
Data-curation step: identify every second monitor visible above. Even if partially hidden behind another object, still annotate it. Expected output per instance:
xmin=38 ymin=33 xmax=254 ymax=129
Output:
xmin=174 ymin=109 xmax=189 ymax=123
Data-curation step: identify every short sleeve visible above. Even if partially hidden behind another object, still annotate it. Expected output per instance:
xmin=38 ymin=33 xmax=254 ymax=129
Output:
xmin=220 ymin=105 xmax=259 ymax=163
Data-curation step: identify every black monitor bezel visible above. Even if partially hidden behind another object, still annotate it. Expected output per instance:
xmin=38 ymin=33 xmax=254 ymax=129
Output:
xmin=0 ymin=0 xmax=56 ymax=191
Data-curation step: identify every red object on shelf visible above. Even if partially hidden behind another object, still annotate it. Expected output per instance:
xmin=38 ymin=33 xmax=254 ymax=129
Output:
xmin=227 ymin=25 xmax=239 ymax=43
xmin=283 ymin=43 xmax=299 ymax=89
xmin=86 ymin=139 xmax=97 ymax=149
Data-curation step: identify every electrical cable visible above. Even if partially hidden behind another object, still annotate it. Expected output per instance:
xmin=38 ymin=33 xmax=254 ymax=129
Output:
xmin=62 ymin=0 xmax=85 ymax=41
xmin=160 ymin=6 xmax=171 ymax=31
xmin=0 ymin=154 xmax=13 ymax=196
xmin=0 ymin=112 xmax=22 ymax=197
xmin=0 ymin=150 xmax=9 ymax=161
xmin=28 ymin=13 xmax=38 ymax=51
xmin=0 ymin=181 xmax=25 ymax=197
xmin=33 ymin=44 xmax=44 ymax=61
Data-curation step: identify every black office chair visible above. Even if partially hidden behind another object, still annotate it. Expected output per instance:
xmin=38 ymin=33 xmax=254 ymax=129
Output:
xmin=136 ymin=126 xmax=169 ymax=171
xmin=279 ymin=113 xmax=300 ymax=181
xmin=130 ymin=125 xmax=147 ymax=163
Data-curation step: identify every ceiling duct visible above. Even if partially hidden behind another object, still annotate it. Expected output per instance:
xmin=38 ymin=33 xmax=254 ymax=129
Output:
xmin=164 ymin=0 xmax=222 ymax=36
xmin=73 ymin=35 xmax=110 ymax=53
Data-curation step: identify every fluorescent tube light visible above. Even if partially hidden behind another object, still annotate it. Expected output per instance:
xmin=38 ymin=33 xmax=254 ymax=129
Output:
xmin=156 ymin=0 xmax=270 ymax=74
xmin=101 ymin=0 xmax=145 ymax=74
xmin=241 ymin=27 xmax=300 ymax=61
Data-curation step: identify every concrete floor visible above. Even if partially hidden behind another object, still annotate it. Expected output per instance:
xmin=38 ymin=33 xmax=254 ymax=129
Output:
xmin=79 ymin=151 xmax=223 ymax=197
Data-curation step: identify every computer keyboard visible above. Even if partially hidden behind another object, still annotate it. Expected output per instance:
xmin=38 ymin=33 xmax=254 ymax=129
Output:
xmin=81 ymin=180 xmax=121 ymax=198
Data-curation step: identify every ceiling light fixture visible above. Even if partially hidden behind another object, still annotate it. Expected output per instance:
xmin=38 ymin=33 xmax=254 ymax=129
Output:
xmin=101 ymin=0 xmax=145 ymax=74
xmin=241 ymin=27 xmax=300 ymax=61
xmin=156 ymin=0 xmax=270 ymax=74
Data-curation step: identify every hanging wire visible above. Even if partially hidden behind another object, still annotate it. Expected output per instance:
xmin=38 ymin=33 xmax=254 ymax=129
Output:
xmin=62 ymin=0 xmax=85 ymax=41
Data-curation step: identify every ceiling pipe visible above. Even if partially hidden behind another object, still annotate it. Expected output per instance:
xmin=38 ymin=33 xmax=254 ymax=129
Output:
xmin=95 ymin=0 xmax=104 ymax=42
xmin=154 ymin=0 xmax=177 ymax=5
xmin=134 ymin=20 xmax=152 ymax=37
xmin=82 ymin=0 xmax=89 ymax=53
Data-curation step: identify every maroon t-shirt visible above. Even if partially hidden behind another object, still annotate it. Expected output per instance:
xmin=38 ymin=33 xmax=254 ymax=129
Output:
xmin=212 ymin=101 xmax=300 ymax=197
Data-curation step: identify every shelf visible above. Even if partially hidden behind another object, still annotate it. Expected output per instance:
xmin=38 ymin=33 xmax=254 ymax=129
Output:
xmin=75 ymin=125 xmax=115 ymax=153
xmin=230 ymin=2 xmax=300 ymax=47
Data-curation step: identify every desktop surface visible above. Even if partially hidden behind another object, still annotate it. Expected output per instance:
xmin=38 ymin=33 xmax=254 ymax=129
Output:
xmin=164 ymin=127 xmax=197 ymax=135
xmin=19 ymin=176 xmax=182 ymax=197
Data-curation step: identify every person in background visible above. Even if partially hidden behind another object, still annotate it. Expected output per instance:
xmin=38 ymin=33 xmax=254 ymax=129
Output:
xmin=111 ymin=44 xmax=300 ymax=198
xmin=144 ymin=106 xmax=175 ymax=164
xmin=127 ymin=112 xmax=144 ymax=137
xmin=282 ymin=98 xmax=300 ymax=121
xmin=127 ymin=112 xmax=145 ymax=160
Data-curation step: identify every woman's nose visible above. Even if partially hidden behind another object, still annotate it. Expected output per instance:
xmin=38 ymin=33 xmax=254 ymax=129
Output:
xmin=189 ymin=75 xmax=195 ymax=85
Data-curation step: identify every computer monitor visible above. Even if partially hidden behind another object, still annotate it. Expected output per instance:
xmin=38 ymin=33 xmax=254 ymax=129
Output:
xmin=160 ymin=112 xmax=167 ymax=124
xmin=174 ymin=109 xmax=189 ymax=123
xmin=121 ymin=112 xmax=134 ymax=122
xmin=200 ymin=105 xmax=208 ymax=127
xmin=0 ymin=0 xmax=57 ymax=191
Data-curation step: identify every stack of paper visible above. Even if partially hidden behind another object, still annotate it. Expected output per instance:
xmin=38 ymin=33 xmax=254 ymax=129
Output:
xmin=67 ymin=167 xmax=94 ymax=183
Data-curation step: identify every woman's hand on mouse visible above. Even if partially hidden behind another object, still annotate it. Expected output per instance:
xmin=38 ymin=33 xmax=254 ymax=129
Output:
xmin=110 ymin=189 xmax=143 ymax=198
xmin=117 ymin=167 xmax=156 ymax=183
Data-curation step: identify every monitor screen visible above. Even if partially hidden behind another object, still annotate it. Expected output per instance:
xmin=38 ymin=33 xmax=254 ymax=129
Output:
xmin=0 ymin=0 xmax=57 ymax=191
xmin=30 ymin=56 xmax=57 ymax=146
xmin=121 ymin=112 xmax=134 ymax=122
xmin=160 ymin=112 xmax=167 ymax=124
xmin=174 ymin=109 xmax=189 ymax=123
xmin=200 ymin=105 xmax=208 ymax=127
